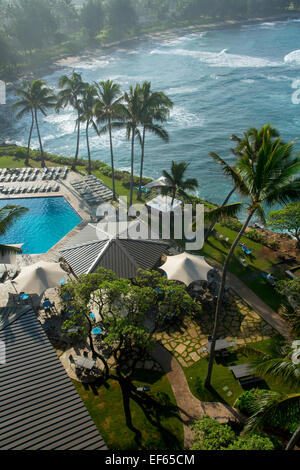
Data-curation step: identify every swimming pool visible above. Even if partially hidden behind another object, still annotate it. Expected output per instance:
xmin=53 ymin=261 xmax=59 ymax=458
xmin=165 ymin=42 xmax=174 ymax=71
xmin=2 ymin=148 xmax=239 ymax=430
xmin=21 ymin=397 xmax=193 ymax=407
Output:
xmin=0 ymin=196 xmax=82 ymax=254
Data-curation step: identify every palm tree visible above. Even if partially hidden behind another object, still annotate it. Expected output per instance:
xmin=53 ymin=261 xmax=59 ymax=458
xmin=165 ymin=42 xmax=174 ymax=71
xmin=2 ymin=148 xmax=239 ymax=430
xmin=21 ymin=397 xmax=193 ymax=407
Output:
xmin=14 ymin=80 xmax=56 ymax=168
xmin=0 ymin=205 xmax=29 ymax=256
xmin=122 ymin=84 xmax=143 ymax=206
xmin=79 ymin=83 xmax=97 ymax=175
xmin=242 ymin=342 xmax=300 ymax=450
xmin=93 ymin=80 xmax=123 ymax=199
xmin=57 ymin=70 xmax=85 ymax=170
xmin=138 ymin=82 xmax=173 ymax=200
xmin=205 ymin=126 xmax=280 ymax=241
xmin=245 ymin=390 xmax=300 ymax=450
xmin=204 ymin=124 xmax=300 ymax=388
xmin=162 ymin=161 xmax=198 ymax=206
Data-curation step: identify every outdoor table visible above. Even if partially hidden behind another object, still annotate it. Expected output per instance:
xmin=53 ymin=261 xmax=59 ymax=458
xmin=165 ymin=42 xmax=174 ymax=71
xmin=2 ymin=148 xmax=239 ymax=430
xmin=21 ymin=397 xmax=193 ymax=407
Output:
xmin=20 ymin=293 xmax=29 ymax=301
xmin=229 ymin=363 xmax=254 ymax=379
xmin=92 ymin=327 xmax=103 ymax=335
xmin=74 ymin=356 xmax=96 ymax=371
xmin=206 ymin=339 xmax=234 ymax=352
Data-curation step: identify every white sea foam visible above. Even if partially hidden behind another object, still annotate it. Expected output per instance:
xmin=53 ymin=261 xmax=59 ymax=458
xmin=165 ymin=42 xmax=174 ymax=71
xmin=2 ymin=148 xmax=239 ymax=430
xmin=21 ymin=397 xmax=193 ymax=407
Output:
xmin=43 ymin=112 xmax=76 ymax=135
xmin=90 ymin=129 xmax=127 ymax=150
xmin=170 ymin=106 xmax=205 ymax=128
xmin=284 ymin=49 xmax=300 ymax=65
xmin=150 ymin=48 xmax=280 ymax=68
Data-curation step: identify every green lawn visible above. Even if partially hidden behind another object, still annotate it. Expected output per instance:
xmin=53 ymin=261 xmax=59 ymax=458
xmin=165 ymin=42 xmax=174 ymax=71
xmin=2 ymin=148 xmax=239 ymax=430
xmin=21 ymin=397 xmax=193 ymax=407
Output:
xmin=200 ymin=223 xmax=284 ymax=311
xmin=184 ymin=338 xmax=296 ymax=407
xmin=73 ymin=370 xmax=184 ymax=450
xmin=0 ymin=150 xmax=287 ymax=311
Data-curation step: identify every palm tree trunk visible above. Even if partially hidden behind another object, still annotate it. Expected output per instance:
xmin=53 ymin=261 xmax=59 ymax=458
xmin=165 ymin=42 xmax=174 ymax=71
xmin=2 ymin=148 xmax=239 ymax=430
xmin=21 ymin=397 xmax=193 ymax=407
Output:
xmin=72 ymin=110 xmax=80 ymax=171
xmin=171 ymin=187 xmax=176 ymax=207
xmin=26 ymin=110 xmax=34 ymax=166
xmin=108 ymin=116 xmax=116 ymax=200
xmin=205 ymin=186 xmax=236 ymax=241
xmin=34 ymin=108 xmax=45 ymax=168
xmin=138 ymin=126 xmax=146 ymax=201
xmin=86 ymin=121 xmax=91 ymax=175
xmin=204 ymin=209 xmax=255 ymax=388
xmin=286 ymin=424 xmax=300 ymax=450
xmin=129 ymin=126 xmax=135 ymax=207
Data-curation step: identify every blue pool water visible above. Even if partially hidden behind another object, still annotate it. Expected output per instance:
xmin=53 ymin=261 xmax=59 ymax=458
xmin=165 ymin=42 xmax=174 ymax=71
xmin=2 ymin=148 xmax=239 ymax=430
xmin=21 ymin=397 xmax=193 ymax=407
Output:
xmin=0 ymin=197 xmax=81 ymax=254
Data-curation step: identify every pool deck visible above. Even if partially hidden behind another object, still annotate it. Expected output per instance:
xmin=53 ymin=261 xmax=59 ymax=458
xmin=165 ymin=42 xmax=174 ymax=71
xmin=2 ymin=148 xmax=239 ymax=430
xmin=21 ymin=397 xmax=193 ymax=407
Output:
xmin=0 ymin=170 xmax=97 ymax=267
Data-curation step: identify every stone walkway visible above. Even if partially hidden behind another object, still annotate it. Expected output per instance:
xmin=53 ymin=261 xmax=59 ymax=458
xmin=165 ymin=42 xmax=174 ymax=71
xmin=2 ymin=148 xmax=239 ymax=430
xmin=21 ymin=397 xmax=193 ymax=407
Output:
xmin=155 ymin=291 xmax=277 ymax=368
xmin=228 ymin=273 xmax=291 ymax=340
xmin=150 ymin=343 xmax=243 ymax=449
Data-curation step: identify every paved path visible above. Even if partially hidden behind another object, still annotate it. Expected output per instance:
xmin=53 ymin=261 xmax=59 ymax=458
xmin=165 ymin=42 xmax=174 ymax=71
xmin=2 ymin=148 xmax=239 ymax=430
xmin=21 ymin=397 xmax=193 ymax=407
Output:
xmin=150 ymin=343 xmax=243 ymax=449
xmin=228 ymin=273 xmax=291 ymax=340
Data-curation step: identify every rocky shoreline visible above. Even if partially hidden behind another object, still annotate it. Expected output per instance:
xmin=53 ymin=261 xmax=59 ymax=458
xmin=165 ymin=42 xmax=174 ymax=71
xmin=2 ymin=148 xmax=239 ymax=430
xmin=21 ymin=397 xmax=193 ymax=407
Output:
xmin=6 ymin=12 xmax=300 ymax=88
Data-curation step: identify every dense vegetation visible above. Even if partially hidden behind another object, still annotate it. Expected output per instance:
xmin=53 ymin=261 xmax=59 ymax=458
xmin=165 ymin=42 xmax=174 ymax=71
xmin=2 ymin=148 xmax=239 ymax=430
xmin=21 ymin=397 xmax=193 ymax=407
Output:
xmin=0 ymin=0 xmax=299 ymax=79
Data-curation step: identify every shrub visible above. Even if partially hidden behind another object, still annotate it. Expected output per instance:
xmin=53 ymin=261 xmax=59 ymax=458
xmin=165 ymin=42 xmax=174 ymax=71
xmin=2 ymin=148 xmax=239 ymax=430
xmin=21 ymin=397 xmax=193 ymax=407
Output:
xmin=226 ymin=434 xmax=277 ymax=450
xmin=191 ymin=415 xmax=236 ymax=450
xmin=246 ymin=229 xmax=267 ymax=244
xmin=235 ymin=389 xmax=267 ymax=416
xmin=223 ymin=218 xmax=243 ymax=232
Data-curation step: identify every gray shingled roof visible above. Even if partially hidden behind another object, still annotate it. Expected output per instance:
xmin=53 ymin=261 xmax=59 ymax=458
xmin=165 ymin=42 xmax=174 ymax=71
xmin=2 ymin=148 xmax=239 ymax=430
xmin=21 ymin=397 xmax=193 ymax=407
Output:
xmin=60 ymin=236 xmax=168 ymax=278
xmin=60 ymin=239 xmax=108 ymax=276
xmin=0 ymin=308 xmax=106 ymax=450
xmin=95 ymin=239 xmax=169 ymax=278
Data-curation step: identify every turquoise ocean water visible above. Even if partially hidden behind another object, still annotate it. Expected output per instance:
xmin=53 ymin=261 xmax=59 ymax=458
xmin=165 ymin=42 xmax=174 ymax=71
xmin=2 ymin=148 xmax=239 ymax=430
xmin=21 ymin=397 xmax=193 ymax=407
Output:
xmin=1 ymin=19 xmax=300 ymax=210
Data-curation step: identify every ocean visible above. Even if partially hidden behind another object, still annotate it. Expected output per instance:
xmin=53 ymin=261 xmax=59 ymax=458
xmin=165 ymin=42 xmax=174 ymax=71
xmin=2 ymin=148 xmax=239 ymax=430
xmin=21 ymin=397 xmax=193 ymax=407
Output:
xmin=1 ymin=18 xmax=300 ymax=210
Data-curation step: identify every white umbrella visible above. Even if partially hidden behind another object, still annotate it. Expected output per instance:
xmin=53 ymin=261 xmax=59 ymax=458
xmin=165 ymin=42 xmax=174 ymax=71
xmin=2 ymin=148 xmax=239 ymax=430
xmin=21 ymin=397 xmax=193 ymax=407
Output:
xmin=160 ymin=252 xmax=213 ymax=286
xmin=0 ymin=244 xmax=23 ymax=265
xmin=10 ymin=261 xmax=69 ymax=295
xmin=145 ymin=175 xmax=172 ymax=189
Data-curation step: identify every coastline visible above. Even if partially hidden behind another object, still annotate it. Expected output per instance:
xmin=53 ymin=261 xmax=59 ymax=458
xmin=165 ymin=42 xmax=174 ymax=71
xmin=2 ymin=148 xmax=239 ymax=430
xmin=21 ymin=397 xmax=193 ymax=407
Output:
xmin=6 ymin=12 xmax=300 ymax=87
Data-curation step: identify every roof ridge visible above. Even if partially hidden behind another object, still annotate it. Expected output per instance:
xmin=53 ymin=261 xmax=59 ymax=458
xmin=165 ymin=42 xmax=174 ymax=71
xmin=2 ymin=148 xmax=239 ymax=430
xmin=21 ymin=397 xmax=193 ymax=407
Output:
xmin=115 ymin=238 xmax=140 ymax=271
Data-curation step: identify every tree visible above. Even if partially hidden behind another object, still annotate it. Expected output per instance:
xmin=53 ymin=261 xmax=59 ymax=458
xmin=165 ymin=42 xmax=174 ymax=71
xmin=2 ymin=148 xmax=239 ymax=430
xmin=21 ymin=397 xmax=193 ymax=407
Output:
xmin=244 ymin=390 xmax=300 ymax=450
xmin=57 ymin=70 xmax=85 ymax=170
xmin=14 ymin=79 xmax=56 ymax=167
xmin=267 ymin=202 xmax=300 ymax=246
xmin=8 ymin=0 xmax=58 ymax=53
xmin=106 ymin=0 xmax=138 ymax=40
xmin=79 ymin=83 xmax=97 ymax=175
xmin=93 ymin=80 xmax=123 ymax=198
xmin=190 ymin=414 xmax=277 ymax=450
xmin=60 ymin=269 xmax=157 ymax=383
xmin=80 ymin=0 xmax=104 ymax=40
xmin=0 ymin=205 xmax=28 ymax=256
xmin=121 ymin=84 xmax=143 ymax=206
xmin=205 ymin=125 xmax=280 ymax=241
xmin=204 ymin=124 xmax=300 ymax=388
xmin=138 ymin=81 xmax=173 ymax=200
xmin=162 ymin=161 xmax=198 ymax=206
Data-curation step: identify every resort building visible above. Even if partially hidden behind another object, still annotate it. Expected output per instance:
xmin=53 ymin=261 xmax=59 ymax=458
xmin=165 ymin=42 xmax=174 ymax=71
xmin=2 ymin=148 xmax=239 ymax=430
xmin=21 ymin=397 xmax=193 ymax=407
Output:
xmin=0 ymin=307 xmax=107 ymax=450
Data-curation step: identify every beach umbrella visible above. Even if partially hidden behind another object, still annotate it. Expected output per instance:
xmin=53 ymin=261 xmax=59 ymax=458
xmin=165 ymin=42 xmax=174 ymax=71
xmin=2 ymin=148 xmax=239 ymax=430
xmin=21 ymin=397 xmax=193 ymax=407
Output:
xmin=145 ymin=175 xmax=172 ymax=189
xmin=10 ymin=261 xmax=69 ymax=296
xmin=160 ymin=252 xmax=213 ymax=286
